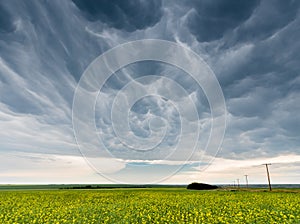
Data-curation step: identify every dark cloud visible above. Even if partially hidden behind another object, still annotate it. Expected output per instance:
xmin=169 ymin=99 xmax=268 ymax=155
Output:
xmin=187 ymin=0 xmax=260 ymax=42
xmin=102 ymin=61 xmax=164 ymax=92
xmin=232 ymin=0 xmax=300 ymax=43
xmin=227 ymin=87 xmax=275 ymax=118
xmin=214 ymin=8 xmax=300 ymax=93
xmin=71 ymin=0 xmax=163 ymax=32
xmin=201 ymin=0 xmax=300 ymax=159
xmin=0 ymin=0 xmax=299 ymax=182
xmin=0 ymin=3 xmax=16 ymax=33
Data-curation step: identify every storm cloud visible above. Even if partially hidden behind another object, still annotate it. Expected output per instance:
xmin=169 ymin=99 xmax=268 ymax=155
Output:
xmin=71 ymin=0 xmax=163 ymax=31
xmin=0 ymin=2 xmax=16 ymax=33
xmin=186 ymin=0 xmax=260 ymax=42
xmin=0 ymin=0 xmax=299 ymax=183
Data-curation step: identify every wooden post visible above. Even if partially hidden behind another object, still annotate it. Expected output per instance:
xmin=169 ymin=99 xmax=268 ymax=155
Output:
xmin=263 ymin=164 xmax=272 ymax=191
xmin=245 ymin=175 xmax=249 ymax=188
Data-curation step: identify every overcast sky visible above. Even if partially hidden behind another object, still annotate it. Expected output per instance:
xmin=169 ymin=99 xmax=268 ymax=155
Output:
xmin=0 ymin=0 xmax=299 ymax=184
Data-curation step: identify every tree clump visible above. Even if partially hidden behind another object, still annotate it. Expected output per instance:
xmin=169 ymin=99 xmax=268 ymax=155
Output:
xmin=187 ymin=182 xmax=219 ymax=190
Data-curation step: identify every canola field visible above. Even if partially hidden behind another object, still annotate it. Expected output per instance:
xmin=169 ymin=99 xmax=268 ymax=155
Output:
xmin=0 ymin=188 xmax=299 ymax=223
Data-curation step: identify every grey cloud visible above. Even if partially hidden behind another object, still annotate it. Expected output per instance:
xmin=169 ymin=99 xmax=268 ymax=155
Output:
xmin=71 ymin=0 xmax=163 ymax=32
xmin=0 ymin=3 xmax=16 ymax=33
xmin=271 ymin=92 xmax=300 ymax=138
xmin=212 ymin=10 xmax=300 ymax=93
xmin=101 ymin=61 xmax=211 ymax=118
xmin=227 ymin=116 xmax=262 ymax=135
xmin=0 ymin=0 xmax=107 ymax=156
xmin=0 ymin=103 xmax=76 ymax=156
xmin=0 ymin=0 xmax=299 ymax=183
xmin=227 ymin=86 xmax=281 ymax=118
xmin=95 ymin=87 xmax=183 ymax=158
xmin=232 ymin=0 xmax=300 ymax=44
xmin=102 ymin=61 xmax=164 ymax=91
xmin=1 ymin=0 xmax=109 ymax=82
xmin=220 ymin=91 xmax=300 ymax=159
xmin=187 ymin=0 xmax=260 ymax=42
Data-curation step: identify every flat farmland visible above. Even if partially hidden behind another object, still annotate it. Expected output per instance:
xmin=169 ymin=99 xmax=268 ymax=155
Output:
xmin=0 ymin=188 xmax=299 ymax=223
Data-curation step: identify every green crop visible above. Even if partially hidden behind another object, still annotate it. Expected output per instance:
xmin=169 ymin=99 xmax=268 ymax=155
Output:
xmin=0 ymin=189 xmax=299 ymax=223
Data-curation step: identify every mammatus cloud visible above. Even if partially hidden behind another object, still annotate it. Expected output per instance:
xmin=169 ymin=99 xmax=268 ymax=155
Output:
xmin=232 ymin=0 xmax=300 ymax=43
xmin=186 ymin=0 xmax=260 ymax=42
xmin=0 ymin=0 xmax=299 ymax=183
xmin=71 ymin=0 xmax=163 ymax=32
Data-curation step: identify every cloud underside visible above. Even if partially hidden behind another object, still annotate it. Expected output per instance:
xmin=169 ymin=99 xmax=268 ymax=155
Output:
xmin=71 ymin=0 xmax=163 ymax=32
xmin=0 ymin=0 xmax=299 ymax=183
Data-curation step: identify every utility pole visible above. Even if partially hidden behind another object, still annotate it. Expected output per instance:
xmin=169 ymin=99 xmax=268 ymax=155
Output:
xmin=233 ymin=181 xmax=236 ymax=188
xmin=244 ymin=175 xmax=249 ymax=188
xmin=237 ymin=179 xmax=240 ymax=189
xmin=263 ymin=163 xmax=272 ymax=191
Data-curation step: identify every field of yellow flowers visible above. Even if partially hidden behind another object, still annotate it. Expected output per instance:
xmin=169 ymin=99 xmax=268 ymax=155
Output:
xmin=0 ymin=188 xmax=299 ymax=223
